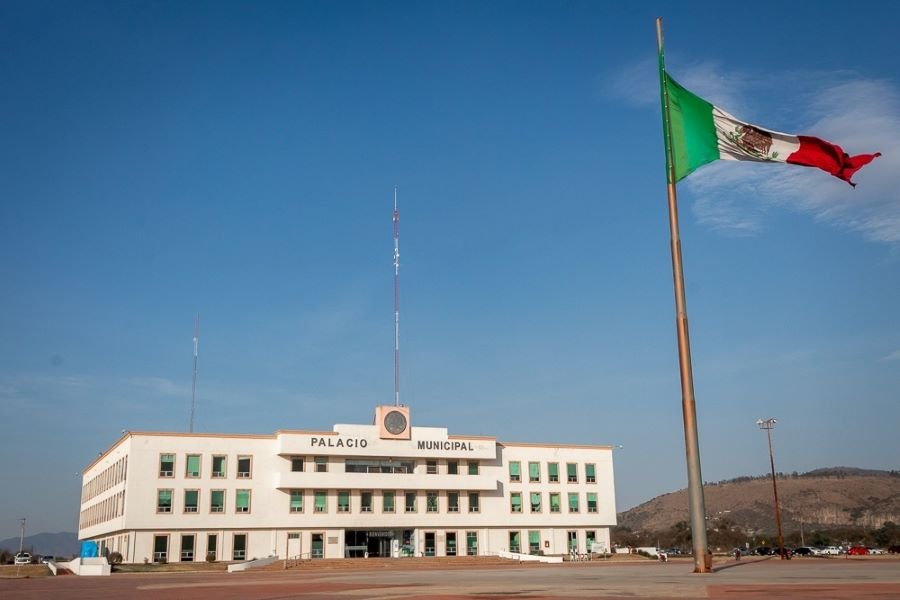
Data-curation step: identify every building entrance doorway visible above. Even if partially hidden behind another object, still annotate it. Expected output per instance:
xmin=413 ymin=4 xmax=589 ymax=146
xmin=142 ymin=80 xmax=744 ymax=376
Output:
xmin=287 ymin=532 xmax=301 ymax=558
xmin=344 ymin=530 xmax=394 ymax=557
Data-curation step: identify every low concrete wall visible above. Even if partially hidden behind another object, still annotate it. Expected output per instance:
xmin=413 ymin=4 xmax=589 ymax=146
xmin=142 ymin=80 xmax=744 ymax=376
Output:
xmin=61 ymin=557 xmax=111 ymax=576
xmin=496 ymin=551 xmax=563 ymax=564
xmin=227 ymin=556 xmax=279 ymax=573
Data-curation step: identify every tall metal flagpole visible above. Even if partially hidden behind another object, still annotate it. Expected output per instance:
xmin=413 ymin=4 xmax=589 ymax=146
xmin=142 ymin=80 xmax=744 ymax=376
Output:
xmin=656 ymin=17 xmax=711 ymax=574
xmin=393 ymin=186 xmax=401 ymax=407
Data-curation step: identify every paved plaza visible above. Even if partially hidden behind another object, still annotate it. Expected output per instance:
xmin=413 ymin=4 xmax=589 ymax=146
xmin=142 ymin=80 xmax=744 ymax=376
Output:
xmin=2 ymin=557 xmax=899 ymax=599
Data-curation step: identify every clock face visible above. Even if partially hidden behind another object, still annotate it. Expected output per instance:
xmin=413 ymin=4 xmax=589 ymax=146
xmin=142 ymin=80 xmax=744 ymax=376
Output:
xmin=383 ymin=410 xmax=408 ymax=435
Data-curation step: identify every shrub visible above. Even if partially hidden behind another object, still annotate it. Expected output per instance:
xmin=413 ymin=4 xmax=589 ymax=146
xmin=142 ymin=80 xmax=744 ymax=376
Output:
xmin=108 ymin=552 xmax=123 ymax=565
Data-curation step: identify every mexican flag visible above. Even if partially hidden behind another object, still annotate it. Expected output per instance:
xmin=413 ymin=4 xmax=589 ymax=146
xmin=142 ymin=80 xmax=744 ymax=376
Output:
xmin=661 ymin=71 xmax=881 ymax=186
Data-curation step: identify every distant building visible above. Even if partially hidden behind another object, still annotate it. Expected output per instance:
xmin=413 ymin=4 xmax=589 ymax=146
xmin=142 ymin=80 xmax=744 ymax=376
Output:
xmin=79 ymin=406 xmax=616 ymax=562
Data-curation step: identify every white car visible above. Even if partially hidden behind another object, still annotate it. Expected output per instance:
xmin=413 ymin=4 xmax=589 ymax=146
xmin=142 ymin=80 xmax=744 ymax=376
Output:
xmin=13 ymin=552 xmax=32 ymax=565
xmin=869 ymin=548 xmax=886 ymax=555
xmin=819 ymin=546 xmax=842 ymax=555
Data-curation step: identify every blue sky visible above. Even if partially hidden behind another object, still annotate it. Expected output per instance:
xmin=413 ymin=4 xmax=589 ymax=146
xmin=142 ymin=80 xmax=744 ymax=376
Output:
xmin=1 ymin=1 xmax=899 ymax=540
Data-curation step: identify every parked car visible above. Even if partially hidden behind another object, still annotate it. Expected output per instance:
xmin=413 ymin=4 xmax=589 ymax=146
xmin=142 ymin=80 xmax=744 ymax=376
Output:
xmin=39 ymin=556 xmax=54 ymax=564
xmin=847 ymin=546 xmax=868 ymax=556
xmin=13 ymin=552 xmax=32 ymax=565
xmin=819 ymin=546 xmax=842 ymax=555
xmin=887 ymin=545 xmax=900 ymax=554
xmin=868 ymin=548 xmax=886 ymax=555
xmin=793 ymin=546 xmax=814 ymax=556
xmin=755 ymin=546 xmax=773 ymax=556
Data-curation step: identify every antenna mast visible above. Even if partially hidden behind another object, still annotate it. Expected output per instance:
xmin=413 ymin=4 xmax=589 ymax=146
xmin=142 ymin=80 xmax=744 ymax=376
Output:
xmin=393 ymin=187 xmax=400 ymax=407
xmin=190 ymin=313 xmax=200 ymax=432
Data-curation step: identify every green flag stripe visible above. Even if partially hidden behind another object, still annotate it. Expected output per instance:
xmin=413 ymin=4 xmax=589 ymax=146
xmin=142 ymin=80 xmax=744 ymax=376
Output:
xmin=665 ymin=73 xmax=719 ymax=181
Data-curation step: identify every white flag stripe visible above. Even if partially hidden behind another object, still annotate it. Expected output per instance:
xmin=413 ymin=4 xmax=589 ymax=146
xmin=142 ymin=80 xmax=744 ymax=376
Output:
xmin=712 ymin=107 xmax=801 ymax=163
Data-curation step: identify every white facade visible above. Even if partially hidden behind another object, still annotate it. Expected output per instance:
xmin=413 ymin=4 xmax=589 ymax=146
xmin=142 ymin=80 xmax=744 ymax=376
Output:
xmin=79 ymin=408 xmax=616 ymax=563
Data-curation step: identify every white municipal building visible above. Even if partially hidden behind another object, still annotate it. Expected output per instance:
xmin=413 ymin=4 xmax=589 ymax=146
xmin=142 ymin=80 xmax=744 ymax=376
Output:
xmin=79 ymin=405 xmax=617 ymax=563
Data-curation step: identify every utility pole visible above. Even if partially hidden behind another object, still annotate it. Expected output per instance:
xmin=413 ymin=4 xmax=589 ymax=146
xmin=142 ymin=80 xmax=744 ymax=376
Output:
xmin=757 ymin=418 xmax=786 ymax=559
xmin=19 ymin=517 xmax=26 ymax=553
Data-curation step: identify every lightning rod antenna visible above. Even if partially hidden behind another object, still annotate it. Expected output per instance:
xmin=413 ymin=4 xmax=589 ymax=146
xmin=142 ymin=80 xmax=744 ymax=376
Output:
xmin=190 ymin=313 xmax=200 ymax=432
xmin=393 ymin=186 xmax=400 ymax=407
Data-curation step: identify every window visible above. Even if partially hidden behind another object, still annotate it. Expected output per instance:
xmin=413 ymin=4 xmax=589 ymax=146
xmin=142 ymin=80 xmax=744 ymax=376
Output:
xmin=528 ymin=530 xmax=540 ymax=554
xmin=159 ymin=454 xmax=174 ymax=478
xmin=466 ymin=531 xmax=478 ymax=556
xmin=587 ymin=493 xmax=598 ymax=513
xmin=426 ymin=460 xmax=438 ymax=474
xmin=448 ymin=491 xmax=459 ymax=513
xmin=345 ymin=459 xmax=414 ymax=473
xmin=548 ymin=462 xmax=559 ymax=483
xmin=509 ymin=461 xmax=521 ymax=482
xmin=467 ymin=461 xmax=479 ymax=475
xmin=568 ymin=493 xmax=579 ymax=513
xmin=530 ymin=492 xmax=541 ymax=513
xmin=232 ymin=534 xmax=247 ymax=561
xmin=405 ymin=491 xmax=417 ymax=513
xmin=210 ymin=490 xmax=225 ymax=513
xmin=157 ymin=489 xmax=173 ymax=513
xmin=186 ymin=454 xmax=201 ymax=478
xmin=211 ymin=456 xmax=226 ymax=478
xmin=568 ymin=531 xmax=578 ymax=553
xmin=153 ymin=534 xmax=168 ymax=562
xmin=206 ymin=534 xmax=217 ymax=561
xmin=567 ymin=463 xmax=578 ymax=483
xmin=236 ymin=490 xmax=251 ymax=513
xmin=315 ymin=456 xmax=327 ymax=473
xmin=181 ymin=534 xmax=195 ymax=561
xmin=510 ymin=492 xmax=522 ymax=513
xmin=291 ymin=457 xmax=304 ymax=472
xmin=237 ymin=456 xmax=252 ymax=479
xmin=426 ymin=491 xmax=438 ymax=513
xmin=586 ymin=463 xmax=596 ymax=484
xmin=290 ymin=489 xmax=303 ymax=513
xmin=586 ymin=530 xmax=597 ymax=551
xmin=550 ymin=492 xmax=561 ymax=513
xmin=361 ymin=491 xmax=373 ymax=512
xmin=314 ymin=490 xmax=327 ymax=513
xmin=338 ymin=491 xmax=350 ymax=513
xmin=447 ymin=461 xmax=458 ymax=475
xmin=383 ymin=491 xmax=395 ymax=513
xmin=528 ymin=462 xmax=540 ymax=483
xmin=509 ymin=531 xmax=521 ymax=553
xmin=446 ymin=532 xmax=457 ymax=556
xmin=184 ymin=489 xmax=199 ymax=513
xmin=468 ymin=492 xmax=480 ymax=513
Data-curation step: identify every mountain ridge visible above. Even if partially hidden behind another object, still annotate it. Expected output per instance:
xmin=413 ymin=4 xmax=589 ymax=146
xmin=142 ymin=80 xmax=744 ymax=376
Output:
xmin=619 ymin=467 xmax=900 ymax=534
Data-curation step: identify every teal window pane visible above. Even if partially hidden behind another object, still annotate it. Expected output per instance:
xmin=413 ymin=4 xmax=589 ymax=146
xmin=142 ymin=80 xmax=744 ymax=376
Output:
xmin=550 ymin=493 xmax=561 ymax=512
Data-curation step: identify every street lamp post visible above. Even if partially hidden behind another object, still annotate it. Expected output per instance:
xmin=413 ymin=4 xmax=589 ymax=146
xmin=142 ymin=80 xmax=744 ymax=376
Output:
xmin=756 ymin=418 xmax=786 ymax=559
